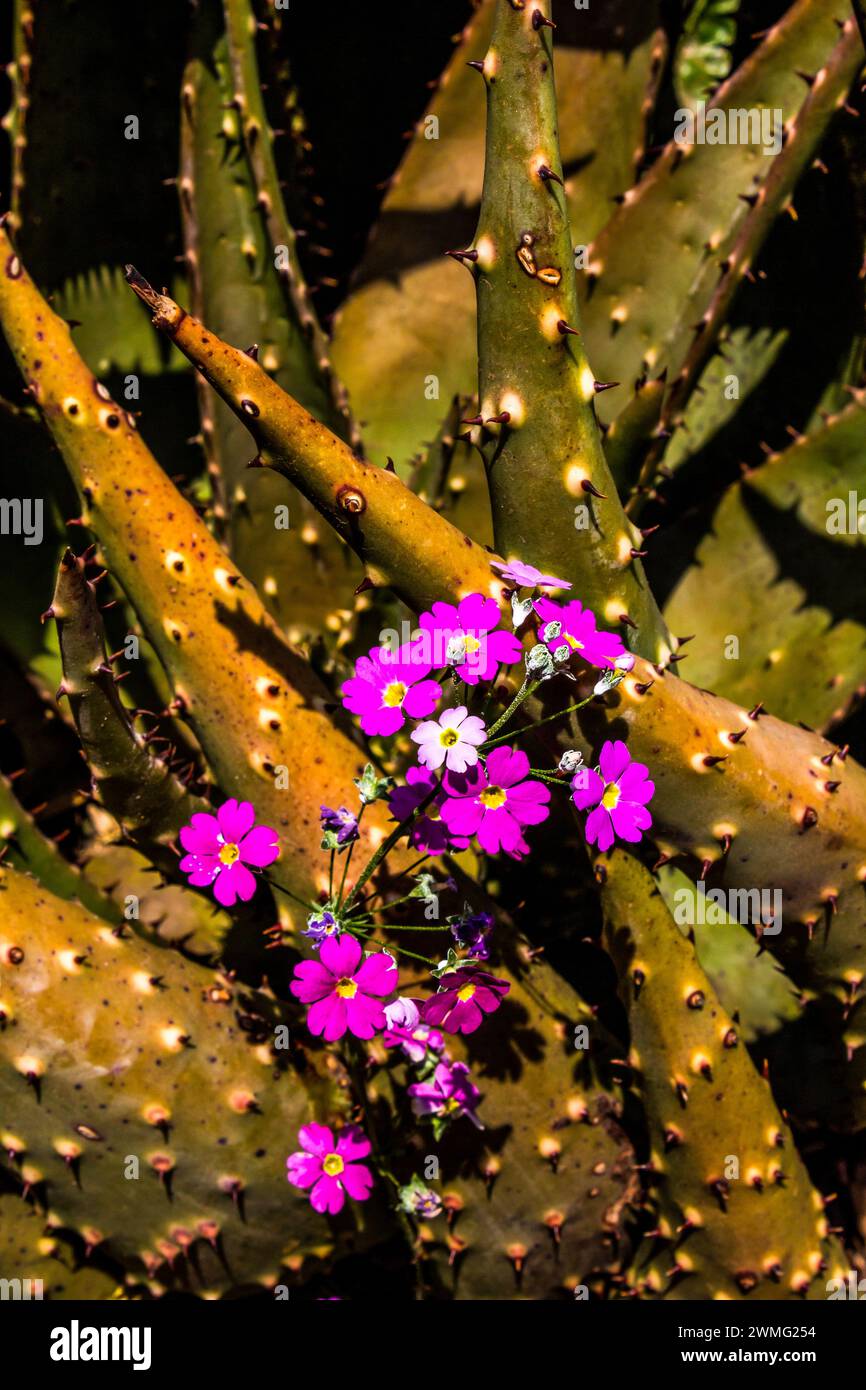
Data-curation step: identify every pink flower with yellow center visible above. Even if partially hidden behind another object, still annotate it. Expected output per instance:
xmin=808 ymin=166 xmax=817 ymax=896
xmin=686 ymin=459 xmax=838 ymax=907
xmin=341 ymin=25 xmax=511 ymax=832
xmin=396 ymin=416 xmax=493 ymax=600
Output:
xmin=440 ymin=745 xmax=550 ymax=858
xmin=534 ymin=596 xmax=626 ymax=669
xmin=286 ymin=1123 xmax=374 ymax=1215
xmin=290 ymin=933 xmax=398 ymax=1040
xmin=571 ymin=739 xmax=655 ymax=851
xmin=421 ymin=965 xmax=510 ymax=1035
xmin=178 ymin=799 xmax=279 ymax=906
xmin=340 ymin=643 xmax=441 ymax=737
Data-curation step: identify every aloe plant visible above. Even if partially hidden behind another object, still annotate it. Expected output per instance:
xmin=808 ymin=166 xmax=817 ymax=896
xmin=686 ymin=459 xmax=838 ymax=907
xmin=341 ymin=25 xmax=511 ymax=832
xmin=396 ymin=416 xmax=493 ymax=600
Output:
xmin=1 ymin=0 xmax=865 ymax=1303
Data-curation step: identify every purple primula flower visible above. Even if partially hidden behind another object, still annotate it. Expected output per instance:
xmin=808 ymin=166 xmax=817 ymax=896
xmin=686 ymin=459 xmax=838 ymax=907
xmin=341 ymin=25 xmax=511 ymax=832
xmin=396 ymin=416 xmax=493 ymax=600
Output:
xmin=571 ymin=738 xmax=655 ymax=851
xmin=491 ymin=559 xmax=572 ymax=591
xmin=450 ymin=909 xmax=493 ymax=961
xmin=408 ymin=1059 xmax=483 ymax=1128
xmin=302 ymin=910 xmax=342 ymax=948
xmin=534 ymin=596 xmax=626 ymax=670
xmin=440 ymin=745 xmax=550 ymax=858
xmin=290 ymin=934 xmax=398 ymax=1040
xmin=179 ymin=799 xmax=279 ymax=907
xmin=382 ymin=1020 xmax=446 ymax=1064
xmin=387 ymin=767 xmax=468 ymax=856
xmin=319 ymin=805 xmax=359 ymax=846
xmin=383 ymin=996 xmax=421 ymax=1031
xmin=418 ymin=593 xmax=522 ymax=684
xmin=422 ymin=965 xmax=510 ymax=1035
xmin=411 ymin=705 xmax=487 ymax=774
xmin=286 ymin=1123 xmax=373 ymax=1215
xmin=340 ymin=643 xmax=441 ymax=737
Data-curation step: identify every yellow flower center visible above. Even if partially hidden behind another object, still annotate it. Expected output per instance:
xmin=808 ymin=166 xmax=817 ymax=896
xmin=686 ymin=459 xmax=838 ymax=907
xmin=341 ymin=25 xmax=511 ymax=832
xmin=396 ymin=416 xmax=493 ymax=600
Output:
xmin=323 ymin=1152 xmax=345 ymax=1177
xmin=440 ymin=727 xmax=460 ymax=747
xmin=427 ymin=803 xmax=441 ymax=821
xmin=218 ymin=842 xmax=240 ymax=865
xmin=457 ymin=982 xmax=477 ymax=1003
xmin=335 ymin=977 xmax=358 ymax=999
xmin=565 ymin=632 xmax=584 ymax=650
xmin=601 ymin=782 xmax=621 ymax=810
xmin=382 ymin=681 xmax=407 ymax=708
xmin=479 ymin=786 xmax=507 ymax=810
xmin=463 ymin=634 xmax=481 ymax=654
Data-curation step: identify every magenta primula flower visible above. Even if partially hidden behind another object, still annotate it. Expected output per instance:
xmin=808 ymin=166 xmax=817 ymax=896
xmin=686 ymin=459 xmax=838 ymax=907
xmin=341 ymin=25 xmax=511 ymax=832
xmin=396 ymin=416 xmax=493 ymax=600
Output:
xmin=290 ymin=933 xmax=398 ymax=1040
xmin=286 ymin=1123 xmax=373 ymax=1215
xmin=422 ymin=965 xmax=510 ymax=1035
xmin=408 ymin=1060 xmax=483 ymax=1128
xmin=340 ymin=643 xmax=441 ymax=736
xmin=387 ymin=767 xmax=468 ymax=856
xmin=411 ymin=705 xmax=487 ymax=773
xmin=440 ymin=745 xmax=550 ymax=858
xmin=534 ymin=596 xmax=625 ymax=669
xmin=491 ymin=559 xmax=571 ymax=591
xmin=571 ymin=739 xmax=655 ymax=851
xmin=418 ymin=593 xmax=521 ymax=684
xmin=178 ymin=799 xmax=279 ymax=907
xmin=383 ymin=1019 xmax=446 ymax=1063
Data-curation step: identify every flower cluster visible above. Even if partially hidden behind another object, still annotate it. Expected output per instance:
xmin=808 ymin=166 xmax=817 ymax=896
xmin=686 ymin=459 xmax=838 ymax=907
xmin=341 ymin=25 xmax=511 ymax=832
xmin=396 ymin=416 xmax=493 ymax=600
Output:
xmin=171 ymin=559 xmax=657 ymax=1232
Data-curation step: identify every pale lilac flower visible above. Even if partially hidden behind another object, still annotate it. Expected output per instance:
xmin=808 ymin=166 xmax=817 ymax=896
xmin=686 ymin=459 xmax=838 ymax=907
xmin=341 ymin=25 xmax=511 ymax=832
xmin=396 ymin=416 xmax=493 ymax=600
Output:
xmin=492 ymin=559 xmax=571 ymax=590
xmin=384 ymin=997 xmax=421 ymax=1031
xmin=411 ymin=705 xmax=487 ymax=774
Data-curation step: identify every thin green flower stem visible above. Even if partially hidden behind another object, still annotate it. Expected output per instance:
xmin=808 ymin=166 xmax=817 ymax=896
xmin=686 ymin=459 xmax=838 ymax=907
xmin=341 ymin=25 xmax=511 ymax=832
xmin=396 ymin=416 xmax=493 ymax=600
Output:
xmin=528 ymin=769 xmax=567 ymax=785
xmin=343 ymin=785 xmax=439 ymax=913
xmin=357 ymin=852 xmax=431 ymax=913
xmin=481 ymin=662 xmax=506 ymax=721
xmin=481 ymin=691 xmax=596 ymax=750
xmin=362 ymin=936 xmax=438 ymax=966
xmin=328 ymin=848 xmax=335 ymax=900
xmin=484 ymin=677 xmax=540 ymax=739
xmin=377 ymin=922 xmax=451 ymax=931
xmin=265 ymin=877 xmax=317 ymax=912
xmin=342 ymin=1039 xmax=421 ymax=1277
xmin=336 ymin=804 xmax=366 ymax=908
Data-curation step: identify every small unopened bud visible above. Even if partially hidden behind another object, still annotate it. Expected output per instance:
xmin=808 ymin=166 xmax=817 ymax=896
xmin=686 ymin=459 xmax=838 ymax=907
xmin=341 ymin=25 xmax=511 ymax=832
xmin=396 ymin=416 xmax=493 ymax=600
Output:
xmin=446 ymin=633 xmax=467 ymax=666
xmin=614 ymin=652 xmax=636 ymax=672
xmin=541 ymin=620 xmax=562 ymax=643
xmin=558 ymin=749 xmax=584 ymax=774
xmin=510 ymin=593 xmax=533 ymax=628
xmin=526 ymin=643 xmax=556 ymax=678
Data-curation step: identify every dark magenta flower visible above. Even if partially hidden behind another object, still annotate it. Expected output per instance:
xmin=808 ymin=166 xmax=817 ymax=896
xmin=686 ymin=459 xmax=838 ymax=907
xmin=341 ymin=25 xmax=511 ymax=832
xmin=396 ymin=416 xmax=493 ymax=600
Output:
xmin=388 ymin=767 xmax=468 ymax=856
xmin=178 ymin=799 xmax=279 ymax=907
xmin=286 ymin=1123 xmax=373 ymax=1215
xmin=571 ymin=738 xmax=655 ymax=851
xmin=340 ymin=643 xmax=441 ymax=736
xmin=450 ymin=909 xmax=493 ymax=960
xmin=534 ymin=596 xmax=625 ymax=669
xmin=290 ymin=933 xmax=397 ymax=1040
xmin=319 ymin=805 xmax=359 ymax=846
xmin=418 ymin=593 xmax=522 ymax=684
xmin=440 ymin=746 xmax=550 ymax=858
xmin=491 ymin=559 xmax=571 ymax=590
xmin=422 ymin=965 xmax=510 ymax=1035
xmin=408 ymin=1059 xmax=483 ymax=1126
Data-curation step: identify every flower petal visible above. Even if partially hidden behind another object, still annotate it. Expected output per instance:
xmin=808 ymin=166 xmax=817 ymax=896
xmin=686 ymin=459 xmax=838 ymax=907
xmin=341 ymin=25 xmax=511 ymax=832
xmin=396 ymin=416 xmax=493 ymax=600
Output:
xmin=599 ymin=739 xmax=631 ymax=784
xmin=310 ymin=1173 xmax=345 ymax=1215
xmin=179 ymin=813 xmax=221 ymax=856
xmin=319 ymin=932 xmax=363 ymax=978
xmin=335 ymin=1125 xmax=371 ymax=1162
xmin=354 ymin=951 xmax=399 ymax=996
xmin=340 ymin=1162 xmax=374 ymax=1202
xmin=237 ymin=824 xmax=280 ymax=867
xmin=298 ymin=1123 xmax=334 ymax=1156
xmin=217 ymin=798 xmax=256 ymax=844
